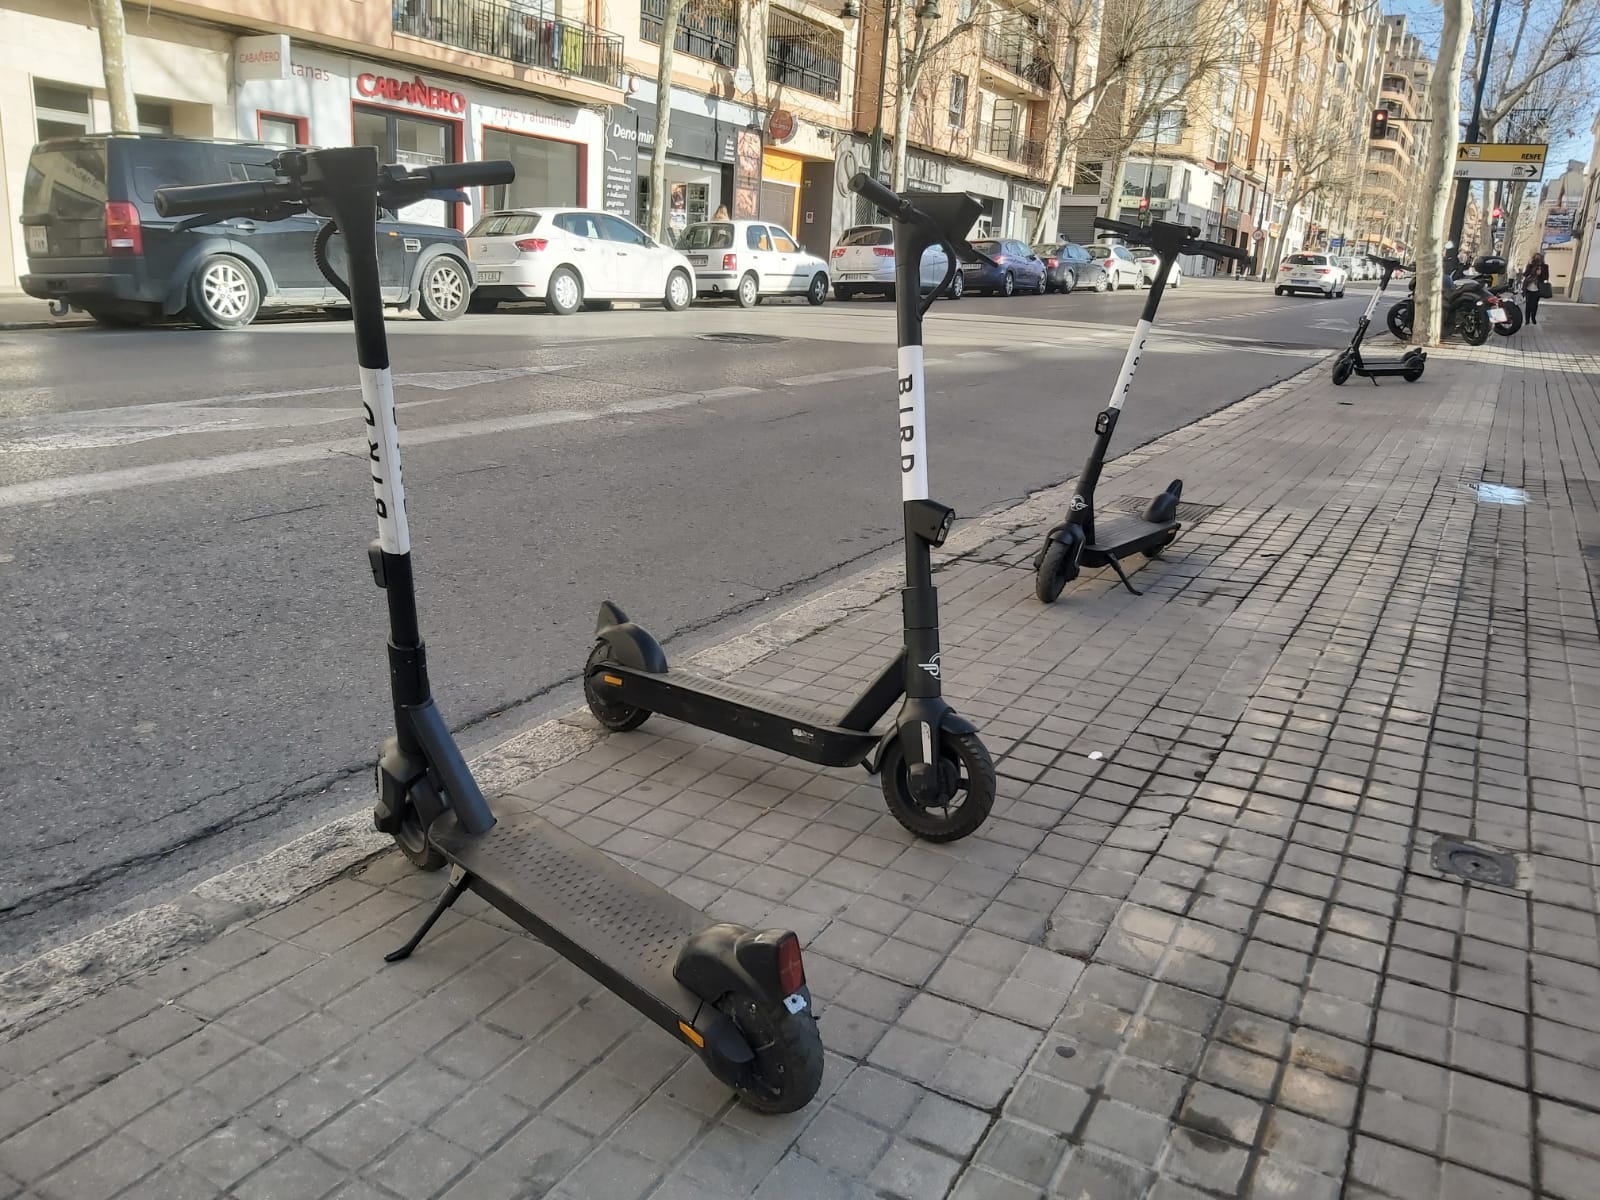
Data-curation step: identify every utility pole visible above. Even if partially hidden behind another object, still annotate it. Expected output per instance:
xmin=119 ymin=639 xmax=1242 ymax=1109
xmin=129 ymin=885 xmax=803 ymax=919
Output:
xmin=92 ymin=0 xmax=138 ymax=132
xmin=1446 ymin=0 xmax=1504 ymax=251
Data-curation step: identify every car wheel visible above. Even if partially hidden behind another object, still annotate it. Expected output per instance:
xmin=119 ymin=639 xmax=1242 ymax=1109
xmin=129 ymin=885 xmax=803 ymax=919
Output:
xmin=1274 ymin=286 xmax=1285 ymax=296
xmin=1033 ymin=272 xmax=1047 ymax=295
xmin=1060 ymin=271 xmax=1076 ymax=296
xmin=1001 ymin=271 xmax=1015 ymax=297
xmin=806 ymin=273 xmax=828 ymax=306
xmin=418 ymin=257 xmax=470 ymax=321
xmin=835 ymin=284 xmax=855 ymax=301
xmin=546 ymin=266 xmax=582 ymax=315
xmin=187 ymin=255 xmax=261 ymax=330
xmin=664 ymin=268 xmax=692 ymax=311
xmin=947 ymin=271 xmax=964 ymax=300
xmin=736 ymin=272 xmax=759 ymax=308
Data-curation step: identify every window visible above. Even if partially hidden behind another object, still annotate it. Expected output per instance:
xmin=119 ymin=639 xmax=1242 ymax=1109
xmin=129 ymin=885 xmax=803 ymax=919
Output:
xmin=598 ymin=214 xmax=651 ymax=245
xmin=771 ymin=228 xmax=799 ymax=252
xmin=136 ymin=100 xmax=173 ymax=135
xmin=555 ymin=212 xmax=604 ymax=239
xmin=468 ymin=213 xmax=542 ymax=237
xmin=1212 ymin=127 xmax=1230 ymax=162
xmin=840 ymin=227 xmax=893 ymax=246
xmin=767 ymin=7 xmax=843 ymax=99
xmin=746 ymin=225 xmax=772 ymax=251
xmin=949 ymin=75 xmax=968 ymax=128
xmin=641 ymin=0 xmax=737 ymax=66
xmin=33 ymin=81 xmax=91 ymax=140
xmin=680 ymin=223 xmax=735 ymax=249
xmin=1073 ymin=161 xmax=1103 ymax=189
xmin=485 ymin=128 xmax=582 ymax=210
xmin=258 ymin=114 xmax=308 ymax=146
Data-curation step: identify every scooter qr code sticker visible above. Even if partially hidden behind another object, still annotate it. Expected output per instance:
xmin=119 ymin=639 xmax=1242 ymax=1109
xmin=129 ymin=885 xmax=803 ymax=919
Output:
xmin=783 ymin=993 xmax=808 ymax=1015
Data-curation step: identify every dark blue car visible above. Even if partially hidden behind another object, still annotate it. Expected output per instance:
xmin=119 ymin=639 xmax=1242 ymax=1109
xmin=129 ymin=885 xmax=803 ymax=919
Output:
xmin=960 ymin=238 xmax=1047 ymax=297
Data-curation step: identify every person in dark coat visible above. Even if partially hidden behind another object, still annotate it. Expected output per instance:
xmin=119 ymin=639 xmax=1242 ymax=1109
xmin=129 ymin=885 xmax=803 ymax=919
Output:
xmin=1522 ymin=253 xmax=1551 ymax=323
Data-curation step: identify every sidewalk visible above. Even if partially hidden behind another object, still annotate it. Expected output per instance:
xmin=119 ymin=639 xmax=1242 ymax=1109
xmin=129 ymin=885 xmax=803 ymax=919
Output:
xmin=0 ymin=294 xmax=89 ymax=330
xmin=2 ymin=310 xmax=1597 ymax=1200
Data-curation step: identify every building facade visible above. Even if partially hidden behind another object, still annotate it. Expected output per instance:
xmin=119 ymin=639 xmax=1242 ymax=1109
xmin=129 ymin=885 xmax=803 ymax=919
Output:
xmin=1355 ymin=13 xmax=1434 ymax=259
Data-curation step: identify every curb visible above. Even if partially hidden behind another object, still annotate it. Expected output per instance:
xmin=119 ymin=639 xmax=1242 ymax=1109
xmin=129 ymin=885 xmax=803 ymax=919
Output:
xmin=0 ymin=358 xmax=1323 ymax=1036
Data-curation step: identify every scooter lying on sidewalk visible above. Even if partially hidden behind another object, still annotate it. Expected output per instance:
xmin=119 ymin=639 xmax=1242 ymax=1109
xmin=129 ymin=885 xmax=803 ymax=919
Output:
xmin=155 ymin=147 xmax=824 ymax=1114
xmin=1331 ymin=254 xmax=1426 ymax=386
xmin=1033 ymin=217 xmax=1247 ymax=603
xmin=584 ymin=174 xmax=996 ymax=843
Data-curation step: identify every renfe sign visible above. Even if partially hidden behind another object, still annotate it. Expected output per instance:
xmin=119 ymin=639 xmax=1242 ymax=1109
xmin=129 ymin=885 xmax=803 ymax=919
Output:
xmin=356 ymin=74 xmax=467 ymax=115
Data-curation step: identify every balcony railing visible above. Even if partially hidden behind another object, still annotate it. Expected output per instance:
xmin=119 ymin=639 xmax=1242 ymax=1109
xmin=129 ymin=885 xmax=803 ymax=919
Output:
xmin=982 ymin=31 xmax=1052 ymax=89
xmin=977 ymin=122 xmax=1044 ymax=170
xmin=641 ymin=0 xmax=738 ymax=67
xmin=767 ymin=8 xmax=843 ymax=100
xmin=394 ymin=0 xmax=625 ymax=88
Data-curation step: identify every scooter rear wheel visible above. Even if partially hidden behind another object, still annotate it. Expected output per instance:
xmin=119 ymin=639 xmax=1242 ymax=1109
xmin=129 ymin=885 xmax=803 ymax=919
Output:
xmin=394 ymin=806 xmax=445 ymax=872
xmin=1331 ymin=353 xmax=1354 ymax=386
xmin=1403 ymin=363 xmax=1425 ymax=382
xmin=584 ymin=643 xmax=651 ymax=732
xmin=714 ymin=993 xmax=824 ymax=1114
xmin=1035 ymin=538 xmax=1078 ymax=603
xmin=878 ymin=729 xmax=995 ymax=842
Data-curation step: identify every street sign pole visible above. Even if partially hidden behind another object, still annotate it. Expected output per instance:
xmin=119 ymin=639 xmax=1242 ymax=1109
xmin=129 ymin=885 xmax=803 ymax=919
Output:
xmin=1448 ymin=0 xmax=1505 ymax=252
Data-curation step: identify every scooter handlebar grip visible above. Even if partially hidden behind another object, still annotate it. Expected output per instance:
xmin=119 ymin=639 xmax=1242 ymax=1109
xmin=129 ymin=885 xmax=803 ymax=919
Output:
xmin=1093 ymin=217 xmax=1144 ymax=239
xmin=414 ymin=160 xmax=515 ymax=190
xmin=1185 ymin=237 xmax=1249 ymax=264
xmin=848 ymin=173 xmax=916 ymax=222
xmin=154 ymin=180 xmax=293 ymax=218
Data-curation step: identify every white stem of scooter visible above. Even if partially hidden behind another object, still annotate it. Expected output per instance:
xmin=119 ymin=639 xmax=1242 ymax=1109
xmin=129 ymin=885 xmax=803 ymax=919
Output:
xmin=1107 ymin=319 xmax=1152 ymax=411
xmin=897 ymin=345 xmax=929 ymax=502
xmin=360 ymin=364 xmax=411 ymax=554
xmin=1362 ymin=286 xmax=1382 ymax=321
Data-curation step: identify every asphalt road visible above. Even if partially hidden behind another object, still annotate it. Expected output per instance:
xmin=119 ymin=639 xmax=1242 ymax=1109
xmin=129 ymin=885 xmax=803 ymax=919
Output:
xmin=0 ymin=277 xmax=1369 ymax=961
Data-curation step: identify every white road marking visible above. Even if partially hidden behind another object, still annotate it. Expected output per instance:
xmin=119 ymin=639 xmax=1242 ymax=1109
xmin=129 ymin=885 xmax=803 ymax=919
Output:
xmin=774 ymin=365 xmax=893 ymax=387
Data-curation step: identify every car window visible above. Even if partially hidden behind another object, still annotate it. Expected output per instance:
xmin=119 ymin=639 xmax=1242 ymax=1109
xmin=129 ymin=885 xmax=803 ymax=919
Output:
xmin=840 ymin=227 xmax=892 ymax=247
xmin=746 ymin=225 xmax=772 ymax=251
xmin=971 ymin=239 xmax=1001 ymax=256
xmin=770 ymin=228 xmax=799 ymax=253
xmin=680 ymin=223 xmax=734 ymax=250
xmin=554 ymin=212 xmax=602 ymax=239
xmin=468 ymin=213 xmax=541 ymax=237
xmin=1285 ymin=253 xmax=1325 ymax=266
xmin=22 ymin=142 xmax=108 ymax=218
xmin=597 ymin=214 xmax=651 ymax=246
xmin=1115 ymin=247 xmax=1133 ymax=260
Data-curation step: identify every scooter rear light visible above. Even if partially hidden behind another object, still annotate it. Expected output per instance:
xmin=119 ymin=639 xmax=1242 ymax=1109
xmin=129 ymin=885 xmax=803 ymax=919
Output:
xmin=872 ymin=247 xmax=895 ymax=257
xmin=514 ymin=237 xmax=548 ymax=252
xmin=105 ymin=201 xmax=143 ymax=256
xmin=776 ymin=932 xmax=805 ymax=995
xmin=722 ymin=253 xmax=738 ymax=271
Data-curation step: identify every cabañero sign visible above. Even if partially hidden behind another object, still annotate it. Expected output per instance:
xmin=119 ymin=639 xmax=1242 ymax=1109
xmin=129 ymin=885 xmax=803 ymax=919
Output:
xmin=355 ymin=73 xmax=467 ymax=114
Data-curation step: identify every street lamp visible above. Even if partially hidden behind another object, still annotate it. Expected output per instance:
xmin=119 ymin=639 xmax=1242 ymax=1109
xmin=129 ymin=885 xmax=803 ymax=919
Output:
xmin=840 ymin=0 xmax=941 ymax=189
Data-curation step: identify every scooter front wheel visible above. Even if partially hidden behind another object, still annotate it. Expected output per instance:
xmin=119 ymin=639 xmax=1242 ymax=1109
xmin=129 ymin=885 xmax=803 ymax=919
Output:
xmin=1035 ymin=538 xmax=1078 ymax=603
xmin=583 ymin=643 xmax=651 ymax=732
xmin=1331 ymin=353 xmax=1353 ymax=386
xmin=715 ymin=992 xmax=824 ymax=1114
xmin=879 ymin=729 xmax=995 ymax=842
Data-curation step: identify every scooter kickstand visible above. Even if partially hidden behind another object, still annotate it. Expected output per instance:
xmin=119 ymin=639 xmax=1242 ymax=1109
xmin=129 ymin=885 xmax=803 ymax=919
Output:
xmin=1106 ymin=556 xmax=1143 ymax=596
xmin=386 ymin=865 xmax=470 ymax=962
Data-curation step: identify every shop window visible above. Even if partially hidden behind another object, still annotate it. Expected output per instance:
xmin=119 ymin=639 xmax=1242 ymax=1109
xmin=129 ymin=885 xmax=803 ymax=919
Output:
xmin=484 ymin=128 xmax=581 ymax=209
xmin=258 ymin=114 xmax=309 ymax=146
xmin=136 ymin=101 xmax=173 ymax=135
xmin=641 ymin=0 xmax=737 ymax=66
xmin=639 ymin=178 xmax=709 ymax=240
xmin=33 ymin=81 xmax=91 ymax=141
xmin=767 ymin=8 xmax=843 ymax=100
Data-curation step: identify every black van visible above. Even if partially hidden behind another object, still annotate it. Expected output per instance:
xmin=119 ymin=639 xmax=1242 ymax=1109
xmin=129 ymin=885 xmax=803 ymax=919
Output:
xmin=19 ymin=134 xmax=475 ymax=329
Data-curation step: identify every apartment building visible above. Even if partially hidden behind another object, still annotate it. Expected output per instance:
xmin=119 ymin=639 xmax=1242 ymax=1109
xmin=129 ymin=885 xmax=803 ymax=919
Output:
xmin=1354 ymin=12 xmax=1433 ymax=258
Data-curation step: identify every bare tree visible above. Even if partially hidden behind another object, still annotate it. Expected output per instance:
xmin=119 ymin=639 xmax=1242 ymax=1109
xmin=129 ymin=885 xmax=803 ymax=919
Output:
xmin=91 ymin=0 xmax=137 ymax=132
xmin=646 ymin=0 xmax=691 ymax=242
xmin=1267 ymin=117 xmax=1358 ymax=270
xmin=886 ymin=1 xmax=990 ymax=189
xmin=1415 ymin=0 xmax=1473 ymax=345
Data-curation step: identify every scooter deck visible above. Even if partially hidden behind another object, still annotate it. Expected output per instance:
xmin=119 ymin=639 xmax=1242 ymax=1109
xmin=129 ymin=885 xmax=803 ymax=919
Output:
xmin=431 ymin=810 xmax=710 ymax=1035
xmin=1081 ymin=512 xmax=1180 ymax=565
xmin=598 ymin=665 xmax=882 ymax=766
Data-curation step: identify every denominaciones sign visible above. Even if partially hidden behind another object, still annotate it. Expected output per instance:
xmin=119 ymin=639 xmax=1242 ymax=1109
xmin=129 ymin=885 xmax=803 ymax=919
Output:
xmin=1453 ymin=142 xmax=1547 ymax=181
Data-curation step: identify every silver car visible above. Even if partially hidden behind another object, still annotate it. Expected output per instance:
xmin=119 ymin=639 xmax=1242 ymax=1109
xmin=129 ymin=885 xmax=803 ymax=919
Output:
xmin=678 ymin=220 xmax=831 ymax=307
xmin=1086 ymin=242 xmax=1142 ymax=289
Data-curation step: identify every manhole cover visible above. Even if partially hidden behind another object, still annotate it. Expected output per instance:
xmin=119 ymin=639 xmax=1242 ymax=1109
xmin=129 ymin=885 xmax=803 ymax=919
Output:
xmin=698 ymin=332 xmax=786 ymax=345
xmin=1431 ymin=837 xmax=1517 ymax=887
xmin=1110 ymin=497 xmax=1221 ymax=523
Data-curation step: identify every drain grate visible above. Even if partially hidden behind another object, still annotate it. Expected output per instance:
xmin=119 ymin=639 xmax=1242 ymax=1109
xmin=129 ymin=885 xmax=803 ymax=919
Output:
xmin=1109 ymin=497 xmax=1221 ymax=523
xmin=698 ymin=332 xmax=787 ymax=345
xmin=1431 ymin=837 xmax=1518 ymax=887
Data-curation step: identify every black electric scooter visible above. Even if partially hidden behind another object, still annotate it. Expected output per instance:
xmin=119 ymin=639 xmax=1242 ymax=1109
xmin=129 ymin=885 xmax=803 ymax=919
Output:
xmin=584 ymin=174 xmax=995 ymax=843
xmin=1033 ymin=218 xmax=1246 ymax=603
xmin=154 ymin=147 xmax=823 ymax=1114
xmin=1331 ymin=254 xmax=1426 ymax=385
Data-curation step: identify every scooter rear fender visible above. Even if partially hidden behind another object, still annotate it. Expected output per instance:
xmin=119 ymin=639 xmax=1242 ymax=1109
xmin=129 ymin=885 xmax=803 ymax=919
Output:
xmin=592 ymin=601 xmax=668 ymax=673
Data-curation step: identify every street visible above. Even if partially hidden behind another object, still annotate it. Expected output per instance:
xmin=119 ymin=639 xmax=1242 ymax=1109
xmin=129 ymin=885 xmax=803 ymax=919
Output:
xmin=0 ymin=277 xmax=1361 ymax=961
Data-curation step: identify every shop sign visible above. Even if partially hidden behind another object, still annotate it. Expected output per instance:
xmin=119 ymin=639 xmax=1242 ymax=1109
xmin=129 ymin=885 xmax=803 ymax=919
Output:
xmin=1011 ymin=183 xmax=1045 ymax=208
xmin=906 ymin=153 xmax=949 ymax=189
xmin=767 ymin=109 xmax=795 ymax=143
xmin=605 ymin=109 xmax=640 ymax=219
xmin=623 ymin=100 xmax=738 ymax=165
xmin=478 ymin=103 xmax=576 ymax=135
xmin=356 ymin=73 xmax=467 ymax=115
xmin=236 ymin=34 xmax=290 ymax=82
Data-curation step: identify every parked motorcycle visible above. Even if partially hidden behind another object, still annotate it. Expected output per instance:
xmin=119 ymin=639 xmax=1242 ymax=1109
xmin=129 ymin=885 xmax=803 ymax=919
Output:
xmin=1386 ymin=248 xmax=1497 ymax=346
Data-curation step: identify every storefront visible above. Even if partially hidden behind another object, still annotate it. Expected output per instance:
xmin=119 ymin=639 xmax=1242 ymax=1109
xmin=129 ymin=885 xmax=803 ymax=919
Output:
xmin=1009 ymin=182 xmax=1045 ymax=242
xmin=616 ymin=85 xmax=758 ymax=237
xmin=235 ymin=43 xmax=601 ymax=229
xmin=0 ymin=3 xmax=232 ymax=290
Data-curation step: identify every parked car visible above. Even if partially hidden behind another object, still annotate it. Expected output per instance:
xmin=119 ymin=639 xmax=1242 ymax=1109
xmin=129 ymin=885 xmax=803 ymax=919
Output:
xmin=830 ymin=225 xmax=961 ymax=300
xmin=679 ymin=220 xmax=830 ymax=306
xmin=1275 ymin=252 xmax=1348 ymax=297
xmin=1085 ymin=242 xmax=1142 ymax=289
xmin=1033 ymin=242 xmax=1109 ymax=293
xmin=19 ymin=134 xmax=474 ymax=328
xmin=467 ymin=208 xmax=693 ymax=314
xmin=962 ymin=238 xmax=1047 ymax=296
xmin=1133 ymin=251 xmax=1182 ymax=288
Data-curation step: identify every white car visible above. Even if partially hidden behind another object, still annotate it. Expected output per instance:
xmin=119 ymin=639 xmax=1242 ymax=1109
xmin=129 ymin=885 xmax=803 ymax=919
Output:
xmin=1275 ymin=252 xmax=1347 ymax=297
xmin=1086 ymin=242 xmax=1142 ymax=289
xmin=678 ymin=220 xmax=831 ymax=307
xmin=829 ymin=225 xmax=961 ymax=300
xmin=465 ymin=208 xmax=695 ymax=315
xmin=1134 ymin=252 xmax=1181 ymax=288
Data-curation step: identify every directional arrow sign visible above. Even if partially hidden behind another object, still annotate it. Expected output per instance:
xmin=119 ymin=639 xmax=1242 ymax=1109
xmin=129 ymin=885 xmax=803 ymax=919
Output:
xmin=1453 ymin=160 xmax=1545 ymax=181
xmin=1454 ymin=141 xmax=1547 ymax=180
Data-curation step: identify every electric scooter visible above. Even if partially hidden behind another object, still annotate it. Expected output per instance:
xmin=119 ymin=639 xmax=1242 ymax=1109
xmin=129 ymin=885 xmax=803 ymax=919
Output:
xmin=1330 ymin=254 xmax=1426 ymax=385
xmin=154 ymin=147 xmax=824 ymax=1114
xmin=583 ymin=174 xmax=995 ymax=843
xmin=1033 ymin=217 xmax=1246 ymax=603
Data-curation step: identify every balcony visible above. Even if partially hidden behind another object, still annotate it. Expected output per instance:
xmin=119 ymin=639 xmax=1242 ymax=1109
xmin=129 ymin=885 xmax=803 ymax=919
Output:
xmin=981 ymin=30 xmax=1051 ymax=92
xmin=977 ymin=122 xmax=1044 ymax=170
xmin=642 ymin=0 xmax=737 ymax=67
xmin=395 ymin=0 xmax=625 ymax=88
xmin=767 ymin=7 xmax=844 ymax=100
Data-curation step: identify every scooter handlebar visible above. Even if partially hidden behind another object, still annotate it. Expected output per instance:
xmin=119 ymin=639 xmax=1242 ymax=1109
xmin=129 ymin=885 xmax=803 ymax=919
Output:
xmin=848 ymin=172 xmax=921 ymax=224
xmin=1093 ymin=217 xmax=1145 ymax=240
xmin=156 ymin=157 xmax=517 ymax=219
xmin=397 ymin=160 xmax=514 ymax=192
xmin=1184 ymin=237 xmax=1248 ymax=264
xmin=154 ymin=179 xmax=297 ymax=218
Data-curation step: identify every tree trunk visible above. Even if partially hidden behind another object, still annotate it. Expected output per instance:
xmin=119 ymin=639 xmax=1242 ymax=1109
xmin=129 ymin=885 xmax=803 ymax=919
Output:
xmin=1032 ymin=124 xmax=1074 ymax=243
xmin=647 ymin=0 xmax=689 ymax=242
xmin=92 ymin=0 xmax=138 ymax=133
xmin=1415 ymin=0 xmax=1472 ymax=346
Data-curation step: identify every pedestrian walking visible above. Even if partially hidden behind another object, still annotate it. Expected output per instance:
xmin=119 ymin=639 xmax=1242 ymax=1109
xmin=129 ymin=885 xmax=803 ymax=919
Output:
xmin=1522 ymin=253 xmax=1551 ymax=324
xmin=713 ymin=204 xmax=730 ymax=220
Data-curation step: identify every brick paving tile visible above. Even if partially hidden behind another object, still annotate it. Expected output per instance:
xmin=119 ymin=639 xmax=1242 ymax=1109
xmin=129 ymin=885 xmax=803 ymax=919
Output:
xmin=5 ymin=318 xmax=1600 ymax=1199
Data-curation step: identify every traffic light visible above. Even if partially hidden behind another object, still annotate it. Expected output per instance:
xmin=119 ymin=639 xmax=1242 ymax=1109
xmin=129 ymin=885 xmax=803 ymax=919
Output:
xmin=1370 ymin=109 xmax=1390 ymax=140
xmin=1492 ymin=206 xmax=1503 ymax=220
xmin=1138 ymin=196 xmax=1150 ymax=210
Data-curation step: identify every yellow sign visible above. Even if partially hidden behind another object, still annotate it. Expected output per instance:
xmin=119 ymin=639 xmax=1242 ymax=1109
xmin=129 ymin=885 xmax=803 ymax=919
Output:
xmin=1456 ymin=142 xmax=1547 ymax=164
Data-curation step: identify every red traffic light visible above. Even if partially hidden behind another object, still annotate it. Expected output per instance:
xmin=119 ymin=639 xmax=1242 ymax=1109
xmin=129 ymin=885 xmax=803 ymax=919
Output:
xmin=1492 ymin=206 xmax=1503 ymax=220
xmin=1370 ymin=109 xmax=1390 ymax=139
xmin=1138 ymin=196 xmax=1150 ymax=210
